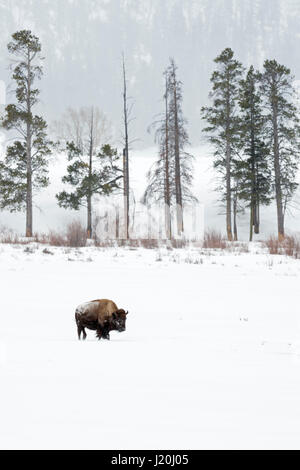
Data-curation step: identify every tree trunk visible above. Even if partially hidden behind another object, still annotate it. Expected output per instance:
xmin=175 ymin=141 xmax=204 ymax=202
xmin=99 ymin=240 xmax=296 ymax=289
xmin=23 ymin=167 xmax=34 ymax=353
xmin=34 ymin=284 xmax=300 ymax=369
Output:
xmin=122 ymin=56 xmax=130 ymax=239
xmin=123 ymin=147 xmax=129 ymax=239
xmin=87 ymin=196 xmax=92 ymax=239
xmin=273 ymin=104 xmax=285 ymax=241
xmin=115 ymin=205 xmax=119 ymax=239
xmin=173 ymin=82 xmax=183 ymax=236
xmin=250 ymin=151 xmax=255 ymax=242
xmin=26 ymin=126 xmax=32 ymax=237
xmin=249 ymin=204 xmax=254 ymax=242
xmin=225 ymin=68 xmax=233 ymax=242
xmin=87 ymin=114 xmax=93 ymax=239
xmin=254 ymin=201 xmax=259 ymax=234
xmin=164 ymin=203 xmax=171 ymax=240
xmin=233 ymin=189 xmax=238 ymax=241
xmin=226 ymin=140 xmax=233 ymax=241
xmin=164 ymin=77 xmax=171 ymax=240
xmin=250 ymin=109 xmax=259 ymax=236
xmin=26 ymin=52 xmax=32 ymax=237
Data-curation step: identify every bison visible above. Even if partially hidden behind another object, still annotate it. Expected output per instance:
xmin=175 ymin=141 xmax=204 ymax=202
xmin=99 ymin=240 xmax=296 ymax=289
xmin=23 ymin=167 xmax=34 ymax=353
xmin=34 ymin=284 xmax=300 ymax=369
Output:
xmin=75 ymin=299 xmax=128 ymax=341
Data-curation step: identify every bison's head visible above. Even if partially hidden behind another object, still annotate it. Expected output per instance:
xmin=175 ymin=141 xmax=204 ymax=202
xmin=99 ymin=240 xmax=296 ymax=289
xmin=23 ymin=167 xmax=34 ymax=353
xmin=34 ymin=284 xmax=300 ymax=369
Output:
xmin=112 ymin=309 xmax=128 ymax=332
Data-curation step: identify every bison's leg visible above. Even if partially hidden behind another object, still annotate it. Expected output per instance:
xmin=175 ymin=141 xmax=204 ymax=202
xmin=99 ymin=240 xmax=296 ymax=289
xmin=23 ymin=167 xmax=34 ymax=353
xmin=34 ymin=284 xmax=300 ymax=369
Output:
xmin=101 ymin=321 xmax=110 ymax=340
xmin=102 ymin=326 xmax=110 ymax=340
xmin=77 ymin=324 xmax=81 ymax=340
xmin=96 ymin=327 xmax=103 ymax=340
xmin=75 ymin=311 xmax=85 ymax=340
xmin=77 ymin=323 xmax=86 ymax=340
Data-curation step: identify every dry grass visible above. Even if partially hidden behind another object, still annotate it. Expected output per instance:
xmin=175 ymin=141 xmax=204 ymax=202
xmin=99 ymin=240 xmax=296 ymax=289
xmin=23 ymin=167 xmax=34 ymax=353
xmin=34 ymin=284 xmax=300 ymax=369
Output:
xmin=65 ymin=220 xmax=87 ymax=247
xmin=203 ymin=230 xmax=227 ymax=249
xmin=283 ymin=235 xmax=300 ymax=258
xmin=48 ymin=230 xmax=66 ymax=247
xmin=139 ymin=239 xmax=159 ymax=249
xmin=0 ymin=226 xmax=27 ymax=244
xmin=47 ymin=220 xmax=87 ymax=247
xmin=264 ymin=234 xmax=300 ymax=258
xmin=264 ymin=236 xmax=280 ymax=255
xmin=170 ymin=238 xmax=188 ymax=249
xmin=0 ymin=221 xmax=87 ymax=248
xmin=0 ymin=223 xmax=252 ymax=253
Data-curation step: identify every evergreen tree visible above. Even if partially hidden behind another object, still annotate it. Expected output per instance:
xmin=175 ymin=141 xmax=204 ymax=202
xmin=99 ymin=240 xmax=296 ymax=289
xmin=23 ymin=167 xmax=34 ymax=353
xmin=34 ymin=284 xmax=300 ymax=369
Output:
xmin=260 ymin=60 xmax=300 ymax=240
xmin=201 ymin=48 xmax=244 ymax=241
xmin=54 ymin=106 xmax=114 ymax=237
xmin=56 ymin=142 xmax=123 ymax=236
xmin=0 ymin=30 xmax=52 ymax=236
xmin=237 ymin=65 xmax=272 ymax=241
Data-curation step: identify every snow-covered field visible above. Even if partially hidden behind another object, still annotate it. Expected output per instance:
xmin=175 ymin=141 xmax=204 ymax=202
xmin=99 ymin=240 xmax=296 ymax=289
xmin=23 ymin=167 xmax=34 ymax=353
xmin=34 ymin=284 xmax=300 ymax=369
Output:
xmin=1 ymin=242 xmax=300 ymax=450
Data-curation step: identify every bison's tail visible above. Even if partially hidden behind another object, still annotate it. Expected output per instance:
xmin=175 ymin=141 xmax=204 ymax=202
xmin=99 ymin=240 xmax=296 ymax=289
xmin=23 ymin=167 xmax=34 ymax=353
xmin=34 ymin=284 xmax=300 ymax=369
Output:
xmin=75 ymin=309 xmax=81 ymax=325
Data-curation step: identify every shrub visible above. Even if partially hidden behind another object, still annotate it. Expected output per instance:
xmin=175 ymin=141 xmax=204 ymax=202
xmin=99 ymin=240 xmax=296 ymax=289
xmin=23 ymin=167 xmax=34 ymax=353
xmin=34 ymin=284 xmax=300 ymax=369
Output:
xmin=139 ymin=238 xmax=159 ymax=249
xmin=48 ymin=230 xmax=66 ymax=247
xmin=0 ymin=226 xmax=20 ymax=244
xmin=264 ymin=234 xmax=300 ymax=258
xmin=203 ymin=229 xmax=227 ymax=249
xmin=65 ymin=220 xmax=87 ymax=247
xmin=264 ymin=236 xmax=280 ymax=255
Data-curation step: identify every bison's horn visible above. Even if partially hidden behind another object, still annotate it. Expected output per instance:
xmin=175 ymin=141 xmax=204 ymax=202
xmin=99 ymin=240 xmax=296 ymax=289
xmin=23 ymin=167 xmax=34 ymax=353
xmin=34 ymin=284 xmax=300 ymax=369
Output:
xmin=126 ymin=310 xmax=129 ymax=315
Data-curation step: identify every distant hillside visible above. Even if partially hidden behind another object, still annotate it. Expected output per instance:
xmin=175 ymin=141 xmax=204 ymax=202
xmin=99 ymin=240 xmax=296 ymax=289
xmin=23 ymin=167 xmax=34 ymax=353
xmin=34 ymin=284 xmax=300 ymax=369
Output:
xmin=0 ymin=0 xmax=299 ymax=146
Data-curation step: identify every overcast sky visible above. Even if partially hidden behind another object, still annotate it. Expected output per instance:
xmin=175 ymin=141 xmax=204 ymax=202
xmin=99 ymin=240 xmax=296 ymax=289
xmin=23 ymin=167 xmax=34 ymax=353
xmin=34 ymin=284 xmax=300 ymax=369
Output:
xmin=0 ymin=0 xmax=299 ymax=147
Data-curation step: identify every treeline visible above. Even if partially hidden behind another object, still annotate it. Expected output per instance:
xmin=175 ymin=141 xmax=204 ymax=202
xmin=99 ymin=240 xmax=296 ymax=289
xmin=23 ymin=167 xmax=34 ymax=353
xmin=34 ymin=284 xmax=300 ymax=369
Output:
xmin=0 ymin=30 xmax=195 ymax=240
xmin=0 ymin=31 xmax=128 ymax=239
xmin=0 ymin=32 xmax=299 ymax=242
xmin=202 ymin=48 xmax=300 ymax=241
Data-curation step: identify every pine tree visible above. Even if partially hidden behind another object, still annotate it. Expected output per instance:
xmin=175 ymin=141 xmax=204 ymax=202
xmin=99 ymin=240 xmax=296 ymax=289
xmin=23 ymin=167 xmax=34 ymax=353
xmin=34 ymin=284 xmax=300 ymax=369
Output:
xmin=201 ymin=48 xmax=244 ymax=241
xmin=54 ymin=106 xmax=114 ymax=237
xmin=56 ymin=142 xmax=123 ymax=236
xmin=237 ymin=65 xmax=272 ymax=241
xmin=0 ymin=30 xmax=52 ymax=236
xmin=260 ymin=60 xmax=300 ymax=240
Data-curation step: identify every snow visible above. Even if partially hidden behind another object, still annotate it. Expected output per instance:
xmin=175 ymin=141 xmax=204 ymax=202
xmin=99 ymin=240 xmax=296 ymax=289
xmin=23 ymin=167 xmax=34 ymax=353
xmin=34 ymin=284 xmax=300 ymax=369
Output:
xmin=0 ymin=242 xmax=300 ymax=449
xmin=75 ymin=301 xmax=97 ymax=315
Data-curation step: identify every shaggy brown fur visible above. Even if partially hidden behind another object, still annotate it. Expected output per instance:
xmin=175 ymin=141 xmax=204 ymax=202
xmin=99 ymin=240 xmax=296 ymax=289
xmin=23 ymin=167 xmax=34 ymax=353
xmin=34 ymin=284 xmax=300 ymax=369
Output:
xmin=75 ymin=299 xmax=128 ymax=341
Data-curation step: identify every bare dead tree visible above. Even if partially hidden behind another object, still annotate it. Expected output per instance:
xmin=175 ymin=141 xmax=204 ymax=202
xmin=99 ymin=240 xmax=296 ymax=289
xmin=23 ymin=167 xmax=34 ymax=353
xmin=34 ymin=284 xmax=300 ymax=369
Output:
xmin=122 ymin=53 xmax=130 ymax=239
xmin=143 ymin=59 xmax=196 ymax=238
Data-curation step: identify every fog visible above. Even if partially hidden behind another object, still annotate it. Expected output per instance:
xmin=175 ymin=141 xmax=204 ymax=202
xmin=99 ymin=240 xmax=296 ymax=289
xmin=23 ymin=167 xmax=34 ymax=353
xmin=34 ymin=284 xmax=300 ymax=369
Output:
xmin=0 ymin=0 xmax=299 ymax=147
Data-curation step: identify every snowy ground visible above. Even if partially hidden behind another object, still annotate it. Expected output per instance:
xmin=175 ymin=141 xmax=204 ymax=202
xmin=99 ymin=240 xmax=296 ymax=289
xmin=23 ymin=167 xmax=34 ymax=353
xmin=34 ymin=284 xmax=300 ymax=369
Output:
xmin=1 ymin=242 xmax=300 ymax=450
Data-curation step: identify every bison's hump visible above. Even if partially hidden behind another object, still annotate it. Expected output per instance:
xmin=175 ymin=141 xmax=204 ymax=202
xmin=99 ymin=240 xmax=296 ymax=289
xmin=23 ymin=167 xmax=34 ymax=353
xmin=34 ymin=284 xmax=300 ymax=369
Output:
xmin=75 ymin=299 xmax=119 ymax=323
